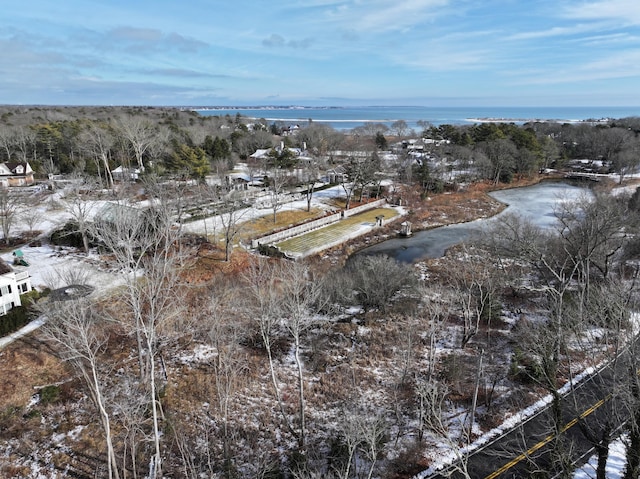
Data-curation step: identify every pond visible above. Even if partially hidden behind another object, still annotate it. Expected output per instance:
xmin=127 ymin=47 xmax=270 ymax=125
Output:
xmin=358 ymin=181 xmax=591 ymax=263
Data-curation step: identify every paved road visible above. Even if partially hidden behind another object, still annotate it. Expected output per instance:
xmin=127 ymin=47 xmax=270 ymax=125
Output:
xmin=423 ymin=352 xmax=633 ymax=478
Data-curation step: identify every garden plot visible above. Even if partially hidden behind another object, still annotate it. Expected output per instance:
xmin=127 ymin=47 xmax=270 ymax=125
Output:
xmin=275 ymin=207 xmax=399 ymax=257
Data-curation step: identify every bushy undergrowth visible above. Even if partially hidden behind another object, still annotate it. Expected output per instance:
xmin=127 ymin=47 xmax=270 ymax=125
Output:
xmin=322 ymin=254 xmax=417 ymax=312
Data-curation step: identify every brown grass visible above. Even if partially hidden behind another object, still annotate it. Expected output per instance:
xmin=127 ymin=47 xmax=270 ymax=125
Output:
xmin=239 ymin=207 xmax=324 ymax=239
xmin=0 ymin=336 xmax=69 ymax=411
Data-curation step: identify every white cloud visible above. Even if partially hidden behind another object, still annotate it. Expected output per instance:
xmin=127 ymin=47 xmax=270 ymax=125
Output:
xmin=564 ymin=0 xmax=640 ymax=24
xmin=513 ymin=49 xmax=640 ymax=84
xmin=580 ymin=32 xmax=640 ymax=45
xmin=325 ymin=0 xmax=451 ymax=33
xmin=508 ymin=23 xmax=604 ymax=41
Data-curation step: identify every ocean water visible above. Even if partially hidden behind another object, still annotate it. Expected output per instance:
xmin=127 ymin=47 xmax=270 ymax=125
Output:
xmin=195 ymin=105 xmax=640 ymax=131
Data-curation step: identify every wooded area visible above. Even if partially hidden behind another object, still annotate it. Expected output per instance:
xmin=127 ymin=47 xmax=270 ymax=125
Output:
xmin=1 ymin=106 xmax=640 ymax=478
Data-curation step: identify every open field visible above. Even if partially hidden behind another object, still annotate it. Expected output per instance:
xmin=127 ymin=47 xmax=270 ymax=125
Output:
xmin=239 ymin=207 xmax=325 ymax=239
xmin=275 ymin=207 xmax=400 ymax=256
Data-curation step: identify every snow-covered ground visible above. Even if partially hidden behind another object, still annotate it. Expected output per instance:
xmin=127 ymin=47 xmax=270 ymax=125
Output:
xmin=181 ymin=183 xmax=346 ymax=236
xmin=10 ymin=183 xmax=348 ymax=287
xmin=0 ymin=183 xmax=353 ymax=348
xmin=2 ymin=245 xmax=124 ymax=293
xmin=4 ymin=187 xmax=127 ymax=293
xmin=573 ymin=435 xmax=627 ymax=478
xmin=4 ymin=179 xmax=638 ymax=476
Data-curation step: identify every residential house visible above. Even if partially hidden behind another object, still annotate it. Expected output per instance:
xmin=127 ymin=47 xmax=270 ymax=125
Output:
xmin=0 ymin=258 xmax=32 ymax=315
xmin=0 ymin=161 xmax=35 ymax=187
xmin=249 ymin=149 xmax=272 ymax=161
xmin=226 ymin=172 xmax=252 ymax=190
xmin=326 ymin=165 xmax=347 ymax=184
xmin=112 ymin=165 xmax=141 ymax=181
xmin=250 ymin=142 xmax=311 ymax=163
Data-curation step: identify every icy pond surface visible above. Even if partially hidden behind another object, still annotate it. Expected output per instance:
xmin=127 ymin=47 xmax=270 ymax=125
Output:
xmin=359 ymin=181 xmax=591 ymax=263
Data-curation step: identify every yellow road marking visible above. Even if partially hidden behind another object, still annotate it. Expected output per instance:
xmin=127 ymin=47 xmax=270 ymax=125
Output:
xmin=484 ymin=394 xmax=612 ymax=479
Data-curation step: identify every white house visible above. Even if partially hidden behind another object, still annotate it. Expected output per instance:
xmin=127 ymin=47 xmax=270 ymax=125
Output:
xmin=0 ymin=259 xmax=32 ymax=315
xmin=112 ymin=165 xmax=141 ymax=181
xmin=0 ymin=161 xmax=35 ymax=187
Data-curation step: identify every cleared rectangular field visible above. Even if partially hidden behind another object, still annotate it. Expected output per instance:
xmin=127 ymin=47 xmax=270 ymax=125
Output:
xmin=275 ymin=207 xmax=399 ymax=256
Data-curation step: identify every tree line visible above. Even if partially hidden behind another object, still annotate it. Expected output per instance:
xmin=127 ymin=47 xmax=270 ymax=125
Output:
xmin=1 ymin=106 xmax=639 ymax=193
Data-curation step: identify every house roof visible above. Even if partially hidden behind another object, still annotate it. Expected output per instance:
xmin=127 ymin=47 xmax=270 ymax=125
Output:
xmin=4 ymin=161 xmax=33 ymax=175
xmin=95 ymin=202 xmax=146 ymax=224
xmin=113 ymin=165 xmax=141 ymax=173
xmin=250 ymin=149 xmax=271 ymax=159
xmin=228 ymin=173 xmax=252 ymax=182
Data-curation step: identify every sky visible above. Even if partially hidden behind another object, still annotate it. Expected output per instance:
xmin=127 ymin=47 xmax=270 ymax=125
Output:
xmin=2 ymin=0 xmax=640 ymax=107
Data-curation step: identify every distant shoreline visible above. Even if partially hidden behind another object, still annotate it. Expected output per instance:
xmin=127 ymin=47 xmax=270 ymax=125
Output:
xmin=194 ymin=105 xmax=639 ymax=129
xmin=466 ymin=117 xmax=613 ymax=124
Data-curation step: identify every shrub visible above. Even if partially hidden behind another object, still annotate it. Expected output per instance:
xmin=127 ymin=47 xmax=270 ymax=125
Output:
xmin=50 ymin=221 xmax=85 ymax=248
xmin=19 ymin=288 xmax=44 ymax=307
xmin=0 ymin=289 xmax=45 ymax=337
xmin=39 ymin=385 xmax=61 ymax=405
xmin=0 ymin=306 xmax=31 ymax=336
xmin=339 ymin=254 xmax=417 ymax=311
xmin=509 ymin=348 xmax=540 ymax=385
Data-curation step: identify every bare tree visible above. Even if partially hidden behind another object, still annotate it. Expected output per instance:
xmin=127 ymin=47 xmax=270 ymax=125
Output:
xmin=390 ymin=119 xmax=410 ymax=138
xmin=81 ymin=122 xmax=115 ymax=189
xmin=443 ymin=246 xmax=501 ymax=349
xmin=278 ymin=261 xmax=326 ymax=450
xmin=333 ymin=401 xmax=387 ymax=479
xmin=243 ymin=259 xmax=297 ymax=439
xmin=19 ymin=196 xmax=45 ymax=236
xmin=268 ymin=167 xmax=288 ymax=223
xmin=0 ymin=125 xmax=14 ymax=161
xmin=219 ymin=192 xmax=249 ymax=261
xmin=555 ymin=193 xmax=629 ymax=282
xmin=539 ymin=134 xmax=561 ymax=170
xmin=64 ymin=175 xmax=98 ymax=253
xmin=360 ymin=413 xmax=387 ymax=479
xmin=205 ymin=287 xmax=247 ymax=477
xmin=484 ymin=213 xmax=590 ymax=476
xmin=476 ymin=138 xmax=517 ymax=185
xmin=612 ymin=141 xmax=640 ymax=184
xmin=115 ymin=115 xmax=158 ymax=171
xmin=296 ymin=123 xmax=344 ymax=158
xmin=333 ymin=406 xmax=362 ymax=479
xmin=334 ymin=254 xmax=417 ymax=312
xmin=415 ymin=377 xmax=473 ymax=478
xmin=91 ymin=188 xmax=189 ymax=479
xmin=301 ymin=159 xmax=321 ymax=212
xmin=339 ymin=157 xmax=365 ymax=210
xmin=111 ymin=377 xmax=148 ymax=479
xmin=42 ymin=298 xmax=121 ymax=479
xmin=0 ymin=188 xmax=20 ymax=244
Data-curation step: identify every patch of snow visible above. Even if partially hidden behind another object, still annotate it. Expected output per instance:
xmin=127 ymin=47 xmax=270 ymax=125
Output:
xmin=179 ymin=344 xmax=217 ymax=365
xmin=1 ymin=244 xmax=125 ymax=294
xmin=573 ymin=434 xmax=627 ymax=478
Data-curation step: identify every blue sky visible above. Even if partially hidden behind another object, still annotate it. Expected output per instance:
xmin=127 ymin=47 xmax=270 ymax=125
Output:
xmin=2 ymin=0 xmax=640 ymax=106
